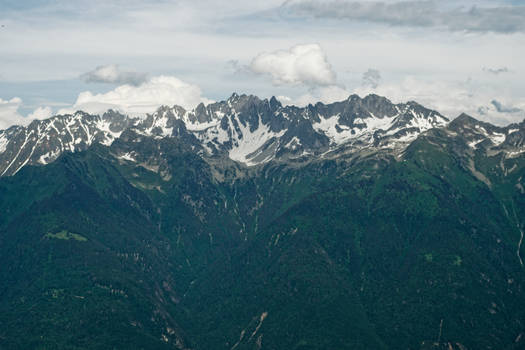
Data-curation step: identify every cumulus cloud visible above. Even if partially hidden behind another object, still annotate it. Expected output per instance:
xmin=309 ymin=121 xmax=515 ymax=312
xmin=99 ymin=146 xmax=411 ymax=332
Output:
xmin=28 ymin=106 xmax=53 ymax=120
xmin=0 ymin=97 xmax=24 ymax=130
xmin=0 ymin=98 xmax=54 ymax=129
xmin=281 ymin=0 xmax=525 ymax=33
xmin=251 ymin=44 xmax=346 ymax=106
xmin=81 ymin=64 xmax=148 ymax=85
xmin=362 ymin=69 xmax=381 ymax=89
xmin=60 ymin=75 xmax=212 ymax=116
xmin=249 ymin=44 xmax=337 ymax=86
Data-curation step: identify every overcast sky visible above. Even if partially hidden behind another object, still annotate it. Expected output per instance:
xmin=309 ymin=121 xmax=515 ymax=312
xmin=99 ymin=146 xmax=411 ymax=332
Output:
xmin=0 ymin=0 xmax=524 ymax=128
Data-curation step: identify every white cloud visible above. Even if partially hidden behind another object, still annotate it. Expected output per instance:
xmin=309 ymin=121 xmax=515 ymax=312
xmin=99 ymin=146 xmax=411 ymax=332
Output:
xmin=249 ymin=44 xmax=337 ymax=86
xmin=276 ymin=95 xmax=294 ymax=105
xmin=28 ymin=106 xmax=53 ymax=120
xmin=278 ymin=85 xmax=350 ymax=106
xmin=81 ymin=64 xmax=148 ymax=85
xmin=2 ymin=0 xmax=524 ymax=128
xmin=60 ymin=75 xmax=212 ymax=116
xmin=0 ymin=97 xmax=24 ymax=129
xmin=0 ymin=99 xmax=57 ymax=129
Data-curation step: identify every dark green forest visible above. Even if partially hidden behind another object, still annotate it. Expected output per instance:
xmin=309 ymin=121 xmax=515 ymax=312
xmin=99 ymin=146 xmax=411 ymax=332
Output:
xmin=1 ymin=119 xmax=524 ymax=349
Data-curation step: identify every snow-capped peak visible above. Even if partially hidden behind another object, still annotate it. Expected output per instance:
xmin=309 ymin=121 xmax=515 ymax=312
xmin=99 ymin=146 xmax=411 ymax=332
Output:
xmin=3 ymin=93 xmax=502 ymax=176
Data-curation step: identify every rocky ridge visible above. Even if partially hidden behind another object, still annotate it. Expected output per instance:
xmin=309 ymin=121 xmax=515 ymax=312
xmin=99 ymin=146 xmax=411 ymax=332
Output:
xmin=0 ymin=93 xmax=523 ymax=177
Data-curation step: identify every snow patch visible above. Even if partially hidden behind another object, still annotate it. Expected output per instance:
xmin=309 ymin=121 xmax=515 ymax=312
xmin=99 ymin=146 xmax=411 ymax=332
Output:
xmin=360 ymin=114 xmax=397 ymax=131
xmin=313 ymin=114 xmax=355 ymax=145
xmin=284 ymin=136 xmax=302 ymax=150
xmin=468 ymin=139 xmax=484 ymax=149
xmin=194 ymin=121 xmax=231 ymax=153
xmin=147 ymin=114 xmax=173 ymax=137
xmin=228 ymin=115 xmax=285 ymax=166
xmin=119 ymin=152 xmax=136 ymax=162
xmin=489 ymin=132 xmax=506 ymax=145
xmin=506 ymin=150 xmax=525 ymax=158
xmin=38 ymin=149 xmax=61 ymax=164
xmin=96 ymin=118 xmax=123 ymax=145
xmin=1 ymin=132 xmax=29 ymax=176
xmin=475 ymin=125 xmax=488 ymax=136
xmin=185 ymin=120 xmax=221 ymax=131
xmin=409 ymin=111 xmax=447 ymax=129
xmin=393 ymin=131 xmax=419 ymax=143
xmin=0 ymin=133 xmax=8 ymax=153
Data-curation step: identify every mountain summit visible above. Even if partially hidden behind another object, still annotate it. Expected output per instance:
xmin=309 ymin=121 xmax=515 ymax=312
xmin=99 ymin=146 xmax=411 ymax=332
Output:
xmin=0 ymin=93 xmax=450 ymax=175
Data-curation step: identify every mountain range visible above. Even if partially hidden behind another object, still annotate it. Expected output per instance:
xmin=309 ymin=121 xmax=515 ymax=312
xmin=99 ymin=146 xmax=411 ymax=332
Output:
xmin=0 ymin=93 xmax=451 ymax=175
xmin=0 ymin=93 xmax=524 ymax=349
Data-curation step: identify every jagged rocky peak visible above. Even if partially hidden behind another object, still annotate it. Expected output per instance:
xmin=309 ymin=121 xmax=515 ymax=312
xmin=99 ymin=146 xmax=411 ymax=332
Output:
xmin=0 ymin=93 xmax=486 ymax=175
xmin=448 ymin=113 xmax=524 ymax=137
xmin=0 ymin=110 xmax=137 ymax=176
xmin=449 ymin=113 xmax=497 ymax=131
xmin=223 ymin=93 xmax=282 ymax=120
xmin=358 ymin=94 xmax=398 ymax=118
xmin=387 ymin=101 xmax=448 ymax=133
xmin=227 ymin=92 xmax=262 ymax=108
xmin=102 ymin=110 xmax=133 ymax=131
xmin=192 ymin=102 xmax=213 ymax=124
xmin=448 ymin=113 xmax=508 ymax=148
xmin=441 ymin=113 xmax=525 ymax=154
xmin=269 ymin=95 xmax=282 ymax=110
xmin=342 ymin=93 xmax=398 ymax=118
xmin=308 ymin=94 xmax=447 ymax=130
xmin=504 ymin=121 xmax=525 ymax=149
